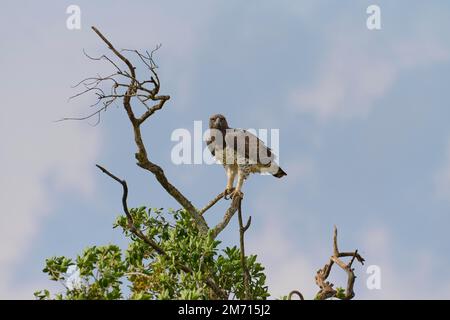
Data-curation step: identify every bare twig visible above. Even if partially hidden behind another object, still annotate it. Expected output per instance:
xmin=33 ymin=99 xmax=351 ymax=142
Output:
xmin=91 ymin=27 xmax=136 ymax=80
xmin=243 ymin=216 xmax=252 ymax=232
xmin=314 ymin=226 xmax=365 ymax=300
xmin=288 ymin=290 xmax=305 ymax=300
xmin=82 ymin=49 xmax=123 ymax=73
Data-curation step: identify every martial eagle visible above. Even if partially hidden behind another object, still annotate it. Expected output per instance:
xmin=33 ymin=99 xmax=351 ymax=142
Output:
xmin=206 ymin=114 xmax=286 ymax=199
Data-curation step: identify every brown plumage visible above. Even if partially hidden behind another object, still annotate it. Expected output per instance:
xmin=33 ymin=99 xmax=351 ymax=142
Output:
xmin=206 ymin=114 xmax=286 ymax=198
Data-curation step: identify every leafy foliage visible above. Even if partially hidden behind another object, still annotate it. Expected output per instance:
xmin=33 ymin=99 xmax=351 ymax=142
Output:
xmin=335 ymin=287 xmax=346 ymax=300
xmin=35 ymin=207 xmax=269 ymax=300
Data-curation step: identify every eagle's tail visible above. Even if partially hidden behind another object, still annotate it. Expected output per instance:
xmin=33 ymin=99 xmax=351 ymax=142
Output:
xmin=273 ymin=167 xmax=287 ymax=178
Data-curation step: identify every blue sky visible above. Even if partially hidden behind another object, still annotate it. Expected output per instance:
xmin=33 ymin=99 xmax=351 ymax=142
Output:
xmin=1 ymin=0 xmax=450 ymax=299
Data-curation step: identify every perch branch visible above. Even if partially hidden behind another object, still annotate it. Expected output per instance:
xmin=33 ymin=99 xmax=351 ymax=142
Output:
xmin=199 ymin=189 xmax=235 ymax=216
xmin=210 ymin=195 xmax=242 ymax=239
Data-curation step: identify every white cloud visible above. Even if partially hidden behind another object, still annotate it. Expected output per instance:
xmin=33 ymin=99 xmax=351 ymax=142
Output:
xmin=289 ymin=30 xmax=449 ymax=121
xmin=290 ymin=42 xmax=395 ymax=120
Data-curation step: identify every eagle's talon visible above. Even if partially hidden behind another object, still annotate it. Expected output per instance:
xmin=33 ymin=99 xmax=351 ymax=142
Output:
xmin=231 ymin=190 xmax=243 ymax=200
xmin=223 ymin=187 xmax=235 ymax=200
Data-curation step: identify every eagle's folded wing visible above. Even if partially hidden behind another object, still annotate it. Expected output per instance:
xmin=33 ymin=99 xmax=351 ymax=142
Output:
xmin=224 ymin=129 xmax=274 ymax=167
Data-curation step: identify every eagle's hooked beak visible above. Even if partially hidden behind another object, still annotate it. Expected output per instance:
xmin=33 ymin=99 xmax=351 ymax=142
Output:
xmin=214 ymin=118 xmax=221 ymax=127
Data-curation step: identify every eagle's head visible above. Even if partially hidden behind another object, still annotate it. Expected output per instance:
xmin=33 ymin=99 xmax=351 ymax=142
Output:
xmin=209 ymin=114 xmax=229 ymax=131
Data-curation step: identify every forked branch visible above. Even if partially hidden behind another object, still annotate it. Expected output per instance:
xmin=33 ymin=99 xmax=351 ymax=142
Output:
xmin=314 ymin=226 xmax=365 ymax=300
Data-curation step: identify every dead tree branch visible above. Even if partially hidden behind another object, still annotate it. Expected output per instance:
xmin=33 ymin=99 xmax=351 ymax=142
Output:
xmin=86 ymin=26 xmax=209 ymax=235
xmin=315 ymin=226 xmax=365 ymax=300
xmin=61 ymin=26 xmax=241 ymax=240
